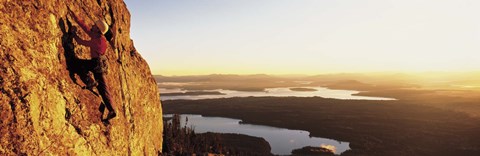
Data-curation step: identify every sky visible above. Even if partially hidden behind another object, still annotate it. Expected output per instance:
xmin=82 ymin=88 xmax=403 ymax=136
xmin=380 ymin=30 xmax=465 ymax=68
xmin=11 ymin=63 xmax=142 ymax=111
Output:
xmin=123 ymin=0 xmax=480 ymax=76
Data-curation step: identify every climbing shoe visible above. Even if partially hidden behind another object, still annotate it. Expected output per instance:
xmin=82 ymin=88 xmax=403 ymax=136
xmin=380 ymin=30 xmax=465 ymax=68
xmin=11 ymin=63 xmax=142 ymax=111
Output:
xmin=105 ymin=111 xmax=116 ymax=121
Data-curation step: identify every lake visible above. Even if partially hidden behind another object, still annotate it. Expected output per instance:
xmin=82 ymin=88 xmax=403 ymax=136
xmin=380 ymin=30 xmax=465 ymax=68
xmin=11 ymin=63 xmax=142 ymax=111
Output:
xmin=159 ymin=86 xmax=395 ymax=101
xmin=164 ymin=114 xmax=350 ymax=155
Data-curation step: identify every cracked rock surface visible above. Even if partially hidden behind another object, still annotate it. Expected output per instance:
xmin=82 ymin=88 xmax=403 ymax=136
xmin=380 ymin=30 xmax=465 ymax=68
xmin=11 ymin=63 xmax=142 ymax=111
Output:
xmin=0 ymin=0 xmax=163 ymax=155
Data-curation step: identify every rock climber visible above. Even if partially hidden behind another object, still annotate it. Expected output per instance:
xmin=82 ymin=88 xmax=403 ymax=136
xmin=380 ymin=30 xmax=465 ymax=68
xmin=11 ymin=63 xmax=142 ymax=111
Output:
xmin=69 ymin=10 xmax=116 ymax=123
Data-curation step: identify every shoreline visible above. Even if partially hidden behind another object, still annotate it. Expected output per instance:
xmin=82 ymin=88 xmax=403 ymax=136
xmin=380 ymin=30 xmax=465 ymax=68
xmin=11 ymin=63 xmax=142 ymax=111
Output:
xmin=163 ymin=96 xmax=480 ymax=155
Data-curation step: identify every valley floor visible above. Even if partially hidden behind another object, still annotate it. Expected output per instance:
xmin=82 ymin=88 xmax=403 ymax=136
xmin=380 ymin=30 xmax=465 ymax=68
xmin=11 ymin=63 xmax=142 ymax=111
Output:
xmin=163 ymin=96 xmax=480 ymax=156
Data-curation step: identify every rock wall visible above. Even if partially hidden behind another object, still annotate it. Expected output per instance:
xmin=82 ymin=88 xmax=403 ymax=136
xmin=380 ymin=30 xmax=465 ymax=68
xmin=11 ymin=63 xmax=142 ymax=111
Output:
xmin=0 ymin=0 xmax=163 ymax=155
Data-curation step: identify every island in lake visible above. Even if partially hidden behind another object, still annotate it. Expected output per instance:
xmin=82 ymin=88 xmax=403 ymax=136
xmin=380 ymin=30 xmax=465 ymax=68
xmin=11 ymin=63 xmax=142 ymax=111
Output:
xmin=161 ymin=91 xmax=225 ymax=96
xmin=289 ymin=87 xmax=318 ymax=92
xmin=158 ymin=73 xmax=480 ymax=155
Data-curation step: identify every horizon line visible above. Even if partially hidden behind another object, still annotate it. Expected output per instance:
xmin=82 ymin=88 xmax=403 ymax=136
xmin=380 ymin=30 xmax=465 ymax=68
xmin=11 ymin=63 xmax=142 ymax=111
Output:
xmin=152 ymin=70 xmax=480 ymax=77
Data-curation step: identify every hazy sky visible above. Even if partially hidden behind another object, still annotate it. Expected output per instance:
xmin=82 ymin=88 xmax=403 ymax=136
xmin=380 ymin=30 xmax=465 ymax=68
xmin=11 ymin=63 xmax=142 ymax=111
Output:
xmin=124 ymin=0 xmax=480 ymax=76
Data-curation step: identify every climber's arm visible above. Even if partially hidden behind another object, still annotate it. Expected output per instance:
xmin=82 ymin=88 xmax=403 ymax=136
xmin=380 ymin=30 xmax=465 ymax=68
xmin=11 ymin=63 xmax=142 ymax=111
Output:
xmin=71 ymin=12 xmax=93 ymax=37
xmin=73 ymin=33 xmax=93 ymax=47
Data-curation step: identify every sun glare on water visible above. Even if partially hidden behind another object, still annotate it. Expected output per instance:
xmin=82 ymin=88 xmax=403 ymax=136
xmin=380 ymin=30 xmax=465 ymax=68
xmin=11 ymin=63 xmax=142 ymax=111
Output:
xmin=320 ymin=144 xmax=337 ymax=153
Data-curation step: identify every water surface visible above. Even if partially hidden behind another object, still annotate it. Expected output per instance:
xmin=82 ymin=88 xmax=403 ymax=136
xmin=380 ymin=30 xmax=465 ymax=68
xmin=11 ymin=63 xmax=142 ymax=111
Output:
xmin=160 ymin=86 xmax=395 ymax=101
xmin=164 ymin=114 xmax=350 ymax=155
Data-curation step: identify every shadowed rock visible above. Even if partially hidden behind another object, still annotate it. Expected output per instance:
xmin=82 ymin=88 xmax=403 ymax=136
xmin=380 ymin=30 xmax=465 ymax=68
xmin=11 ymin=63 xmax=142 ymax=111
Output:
xmin=0 ymin=0 xmax=163 ymax=155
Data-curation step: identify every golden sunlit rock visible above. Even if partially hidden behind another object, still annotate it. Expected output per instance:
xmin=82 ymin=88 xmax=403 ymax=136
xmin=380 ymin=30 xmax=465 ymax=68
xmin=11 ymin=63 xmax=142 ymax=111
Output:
xmin=0 ymin=0 xmax=162 ymax=155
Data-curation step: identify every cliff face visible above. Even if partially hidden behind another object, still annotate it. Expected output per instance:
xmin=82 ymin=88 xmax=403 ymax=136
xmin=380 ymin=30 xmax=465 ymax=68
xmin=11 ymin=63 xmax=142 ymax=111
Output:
xmin=0 ymin=0 xmax=163 ymax=155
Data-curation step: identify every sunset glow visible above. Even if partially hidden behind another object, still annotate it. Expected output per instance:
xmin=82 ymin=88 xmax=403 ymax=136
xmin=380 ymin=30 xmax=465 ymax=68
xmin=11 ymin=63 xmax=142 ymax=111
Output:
xmin=125 ymin=0 xmax=480 ymax=76
xmin=320 ymin=144 xmax=337 ymax=153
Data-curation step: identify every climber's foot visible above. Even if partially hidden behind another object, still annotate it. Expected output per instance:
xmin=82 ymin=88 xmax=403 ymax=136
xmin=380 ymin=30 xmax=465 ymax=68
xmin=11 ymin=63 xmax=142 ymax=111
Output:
xmin=102 ymin=111 xmax=116 ymax=125
xmin=102 ymin=119 xmax=110 ymax=126
xmin=105 ymin=111 xmax=116 ymax=121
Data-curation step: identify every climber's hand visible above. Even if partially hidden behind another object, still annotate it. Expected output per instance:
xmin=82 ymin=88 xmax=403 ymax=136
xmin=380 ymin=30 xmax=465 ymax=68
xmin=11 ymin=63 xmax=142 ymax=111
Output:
xmin=66 ymin=7 xmax=73 ymax=17
xmin=67 ymin=7 xmax=79 ymax=20
xmin=67 ymin=5 xmax=74 ymax=13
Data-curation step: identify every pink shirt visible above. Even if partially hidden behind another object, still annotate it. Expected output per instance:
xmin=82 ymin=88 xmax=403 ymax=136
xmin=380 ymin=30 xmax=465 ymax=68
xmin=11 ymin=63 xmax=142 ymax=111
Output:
xmin=73 ymin=15 xmax=107 ymax=58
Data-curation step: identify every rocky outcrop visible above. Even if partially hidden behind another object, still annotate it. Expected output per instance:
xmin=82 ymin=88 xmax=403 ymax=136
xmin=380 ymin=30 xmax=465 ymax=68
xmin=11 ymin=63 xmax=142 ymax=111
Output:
xmin=0 ymin=0 xmax=163 ymax=155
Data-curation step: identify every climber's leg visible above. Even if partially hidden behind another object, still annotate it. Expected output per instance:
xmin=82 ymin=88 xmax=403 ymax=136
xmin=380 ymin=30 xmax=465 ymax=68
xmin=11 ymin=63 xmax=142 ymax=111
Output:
xmin=94 ymin=72 xmax=116 ymax=121
xmin=98 ymin=102 xmax=106 ymax=117
xmin=78 ymin=59 xmax=98 ymax=89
